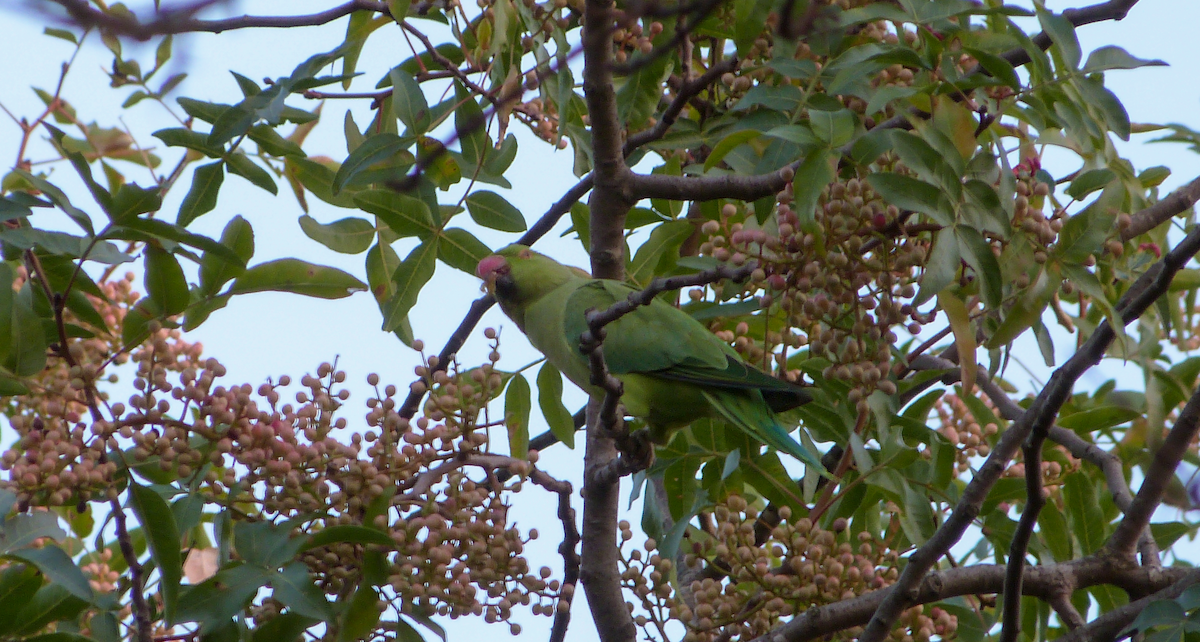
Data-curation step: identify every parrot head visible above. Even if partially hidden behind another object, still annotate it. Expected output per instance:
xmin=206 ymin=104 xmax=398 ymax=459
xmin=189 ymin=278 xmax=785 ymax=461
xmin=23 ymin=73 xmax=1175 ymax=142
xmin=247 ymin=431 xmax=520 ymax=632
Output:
xmin=476 ymin=245 xmax=590 ymax=328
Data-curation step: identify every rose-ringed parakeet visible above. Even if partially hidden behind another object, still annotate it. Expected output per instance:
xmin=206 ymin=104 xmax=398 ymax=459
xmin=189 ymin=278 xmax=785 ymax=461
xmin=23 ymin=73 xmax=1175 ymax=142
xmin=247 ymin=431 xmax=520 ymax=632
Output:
xmin=476 ymin=244 xmax=820 ymax=469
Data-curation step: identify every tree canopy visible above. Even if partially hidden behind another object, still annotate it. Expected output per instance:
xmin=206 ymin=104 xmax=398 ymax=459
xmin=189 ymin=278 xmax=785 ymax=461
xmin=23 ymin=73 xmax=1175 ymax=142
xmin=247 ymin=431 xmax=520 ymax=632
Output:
xmin=4 ymin=0 xmax=1200 ymax=641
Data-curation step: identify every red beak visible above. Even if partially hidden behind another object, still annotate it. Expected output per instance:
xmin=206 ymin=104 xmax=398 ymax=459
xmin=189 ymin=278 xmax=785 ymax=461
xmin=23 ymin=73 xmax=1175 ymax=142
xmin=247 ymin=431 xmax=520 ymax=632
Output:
xmin=476 ymin=255 xmax=508 ymax=280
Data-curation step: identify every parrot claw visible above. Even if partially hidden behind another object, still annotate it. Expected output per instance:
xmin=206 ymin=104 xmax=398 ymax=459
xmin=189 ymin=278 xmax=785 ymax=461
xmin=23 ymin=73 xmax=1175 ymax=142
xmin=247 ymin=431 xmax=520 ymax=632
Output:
xmin=617 ymin=427 xmax=655 ymax=472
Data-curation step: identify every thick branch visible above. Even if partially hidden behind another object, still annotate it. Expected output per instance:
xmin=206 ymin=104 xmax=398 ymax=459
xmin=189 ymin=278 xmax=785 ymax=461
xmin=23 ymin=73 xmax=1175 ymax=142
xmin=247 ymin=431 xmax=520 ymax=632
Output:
xmin=910 ymin=354 xmax=1160 ymax=566
xmin=45 ymin=0 xmax=389 ymax=39
xmin=1057 ymin=569 xmax=1200 ymax=642
xmin=1107 ymin=385 xmax=1200 ymax=556
xmin=1122 ymin=173 xmax=1200 ymax=241
xmin=628 ymin=167 xmax=792 ymax=203
xmin=578 ymin=0 xmax=636 ymax=634
xmin=857 ymin=222 xmax=1200 ymax=642
xmin=749 ymin=558 xmax=1187 ymax=642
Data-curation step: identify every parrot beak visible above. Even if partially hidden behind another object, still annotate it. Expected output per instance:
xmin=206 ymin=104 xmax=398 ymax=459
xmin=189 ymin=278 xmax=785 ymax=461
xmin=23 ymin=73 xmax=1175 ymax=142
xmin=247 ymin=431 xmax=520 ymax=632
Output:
xmin=476 ymin=255 xmax=509 ymax=293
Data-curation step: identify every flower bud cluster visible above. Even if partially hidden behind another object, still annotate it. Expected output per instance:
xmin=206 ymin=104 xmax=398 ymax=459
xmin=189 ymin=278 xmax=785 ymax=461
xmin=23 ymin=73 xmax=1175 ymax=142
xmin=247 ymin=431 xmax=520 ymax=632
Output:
xmin=619 ymin=495 xmax=956 ymax=642
xmin=2 ymin=277 xmax=559 ymax=635
xmin=695 ymin=177 xmax=927 ymax=414
xmin=934 ymin=392 xmax=999 ymax=474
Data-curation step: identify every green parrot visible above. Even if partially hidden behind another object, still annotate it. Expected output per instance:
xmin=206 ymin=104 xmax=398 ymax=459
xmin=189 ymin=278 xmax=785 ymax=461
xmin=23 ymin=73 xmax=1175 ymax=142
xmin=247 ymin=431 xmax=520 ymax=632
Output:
xmin=476 ymin=244 xmax=820 ymax=468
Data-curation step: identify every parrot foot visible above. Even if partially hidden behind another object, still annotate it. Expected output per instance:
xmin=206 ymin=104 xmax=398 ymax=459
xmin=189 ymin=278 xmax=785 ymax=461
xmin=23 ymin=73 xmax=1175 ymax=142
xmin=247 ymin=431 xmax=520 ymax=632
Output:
xmin=616 ymin=428 xmax=655 ymax=472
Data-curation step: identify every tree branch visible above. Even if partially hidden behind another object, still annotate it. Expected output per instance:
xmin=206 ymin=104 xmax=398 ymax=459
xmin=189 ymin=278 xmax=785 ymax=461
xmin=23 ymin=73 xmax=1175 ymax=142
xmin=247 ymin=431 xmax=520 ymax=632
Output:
xmin=578 ymin=0 xmax=636 ymax=633
xmin=527 ymin=470 xmax=581 ymax=642
xmin=909 ymin=354 xmax=1161 ymax=567
xmin=623 ymin=57 xmax=737 ymax=155
xmin=45 ymin=0 xmax=389 ymax=39
xmin=1121 ymin=173 xmax=1200 ymax=241
xmin=857 ymin=222 xmax=1200 ymax=642
xmin=1000 ymin=434 xmax=1044 ymax=642
xmin=749 ymin=557 xmax=1189 ymax=642
xmin=1107 ymin=385 xmax=1200 ymax=557
xmin=1057 ymin=569 xmax=1200 ymax=642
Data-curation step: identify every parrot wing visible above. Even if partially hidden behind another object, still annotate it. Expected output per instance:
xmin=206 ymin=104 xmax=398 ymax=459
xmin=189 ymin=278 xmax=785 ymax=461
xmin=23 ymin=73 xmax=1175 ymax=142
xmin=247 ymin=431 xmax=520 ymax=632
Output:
xmin=563 ymin=280 xmax=819 ymax=467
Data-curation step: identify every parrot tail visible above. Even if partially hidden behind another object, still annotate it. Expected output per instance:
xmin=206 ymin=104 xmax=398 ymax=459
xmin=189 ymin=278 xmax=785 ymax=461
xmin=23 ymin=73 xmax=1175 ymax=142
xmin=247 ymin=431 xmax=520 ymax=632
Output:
xmin=701 ymin=390 xmax=823 ymax=470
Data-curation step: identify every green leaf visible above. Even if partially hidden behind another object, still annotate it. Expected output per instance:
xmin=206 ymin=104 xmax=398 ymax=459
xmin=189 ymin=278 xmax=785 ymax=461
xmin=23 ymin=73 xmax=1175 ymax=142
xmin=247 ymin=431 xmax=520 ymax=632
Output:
xmin=1063 ymin=472 xmax=1105 ymax=554
xmin=939 ymin=291 xmax=976 ymax=393
xmin=792 ymin=148 xmax=835 ymax=234
xmin=174 ymin=563 xmax=273 ymax=631
xmin=286 ymin=157 xmax=359 ymax=209
xmin=10 ymin=584 xmax=87 ymax=637
xmin=615 ymin=54 xmax=672 ymax=129
xmin=1065 ymin=168 xmax=1115 ymax=200
xmin=128 ymin=482 xmax=181 ymax=620
xmin=226 ymin=153 xmax=277 ymax=194
xmin=628 ymin=220 xmax=693 ymax=287
xmin=333 ymin=133 xmax=410 ymax=194
xmin=272 ymin=562 xmax=334 ymax=621
xmin=956 ymin=225 xmax=1002 ymax=308
xmin=252 ymin=613 xmax=318 ymax=642
xmin=537 ymin=364 xmax=575 ymax=449
xmin=353 ymin=190 xmax=435 ymax=238
xmin=734 ymin=0 xmax=774 ymax=56
xmin=200 ymin=215 xmax=254 ymax=296
xmin=44 ymin=27 xmax=78 ymax=44
xmin=152 ymin=128 xmax=225 ymax=157
xmin=0 ymin=564 xmax=42 ymax=635
xmin=465 ymin=190 xmax=526 ymax=232
xmin=248 ymin=124 xmax=306 ymax=157
xmin=1037 ymin=8 xmax=1081 ymax=70
xmin=303 ymin=525 xmax=394 ymax=551
xmin=809 ymin=109 xmax=856 ymax=147
xmin=987 ymin=266 xmax=1059 ymax=349
xmin=207 ymin=104 xmax=257 ymax=147
xmin=964 ymin=47 xmax=1020 ymax=89
xmin=389 ymin=69 xmax=429 ymax=133
xmin=122 ymin=298 xmax=161 ymax=348
xmin=505 ymin=373 xmax=531 ymax=459
xmin=915 ymin=227 xmax=959 ymax=305
xmin=13 ymin=170 xmax=93 ymax=234
xmin=144 ymin=245 xmax=190 ymax=316
xmin=381 ymin=239 xmax=438 ymax=332
xmin=455 ymin=84 xmax=488 ymax=167
xmin=229 ymin=259 xmax=367 ymax=299
xmin=6 ymin=546 xmax=92 ymax=602
xmin=704 ymin=130 xmax=761 ymax=172
xmin=1082 ymin=46 xmax=1166 ymax=73
xmin=177 ymin=162 xmax=225 ymax=227
xmin=1055 ymin=183 xmax=1122 ymax=261
xmin=7 ymin=285 xmax=48 ymax=376
xmin=0 ymin=512 xmax=66 ymax=555
xmin=1057 ymin=406 xmax=1141 ymax=432
xmin=437 ymin=227 xmax=491 ymax=274
xmin=177 ymin=98 xmax=231 ymax=124
xmin=0 ymin=228 xmax=130 ymax=264
xmin=234 ymin=521 xmax=304 ymax=568
xmin=867 ymin=173 xmax=953 ymax=226
xmin=299 ymin=215 xmax=375 ymax=254
xmin=110 ymin=183 xmax=163 ymax=221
